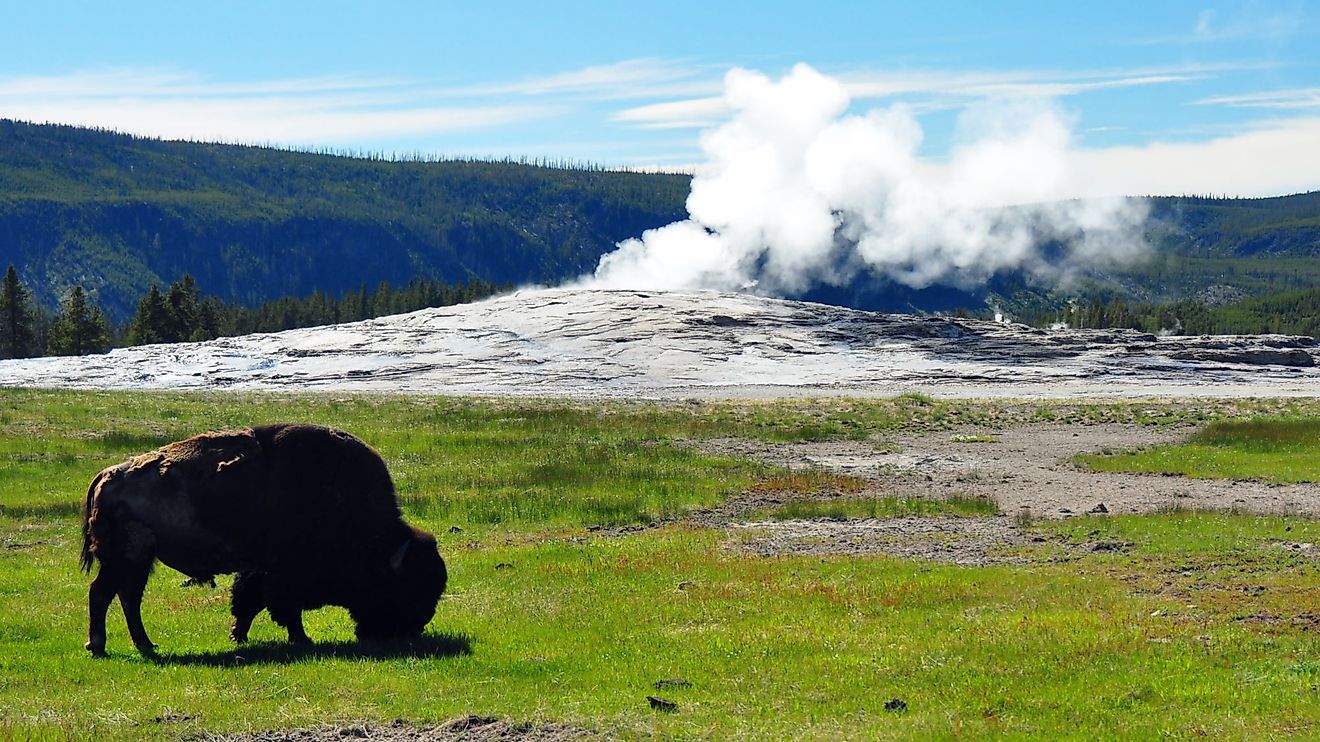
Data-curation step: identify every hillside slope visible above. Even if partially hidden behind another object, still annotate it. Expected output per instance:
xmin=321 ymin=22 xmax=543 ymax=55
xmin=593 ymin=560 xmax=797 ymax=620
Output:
xmin=1146 ymin=192 xmax=1320 ymax=257
xmin=2 ymin=120 xmax=1318 ymax=321
xmin=0 ymin=120 xmax=688 ymax=320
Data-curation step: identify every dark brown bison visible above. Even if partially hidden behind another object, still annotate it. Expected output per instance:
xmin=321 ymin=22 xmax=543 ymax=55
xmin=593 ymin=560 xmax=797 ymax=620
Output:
xmin=80 ymin=423 xmax=446 ymax=656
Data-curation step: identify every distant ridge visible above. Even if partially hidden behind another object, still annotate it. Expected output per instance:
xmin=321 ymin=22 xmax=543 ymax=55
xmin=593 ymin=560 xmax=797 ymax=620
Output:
xmin=1 ymin=119 xmax=1318 ymax=322
xmin=0 ymin=119 xmax=689 ymax=321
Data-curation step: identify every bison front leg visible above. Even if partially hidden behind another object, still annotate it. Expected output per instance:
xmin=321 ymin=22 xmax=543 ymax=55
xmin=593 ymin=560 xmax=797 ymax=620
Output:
xmin=260 ymin=574 xmax=311 ymax=645
xmin=229 ymin=571 xmax=265 ymax=643
xmin=268 ymin=602 xmax=311 ymax=645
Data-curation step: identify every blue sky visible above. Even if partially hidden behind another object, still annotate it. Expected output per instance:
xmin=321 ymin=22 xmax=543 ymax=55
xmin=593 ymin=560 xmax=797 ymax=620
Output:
xmin=2 ymin=1 xmax=1318 ymax=194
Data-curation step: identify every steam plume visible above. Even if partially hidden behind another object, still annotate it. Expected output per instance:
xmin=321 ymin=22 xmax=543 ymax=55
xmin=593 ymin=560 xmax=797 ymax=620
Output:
xmin=588 ymin=64 xmax=1148 ymax=295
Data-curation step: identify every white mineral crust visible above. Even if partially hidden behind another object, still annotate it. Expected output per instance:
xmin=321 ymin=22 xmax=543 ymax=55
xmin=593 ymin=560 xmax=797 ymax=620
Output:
xmin=2 ymin=288 xmax=1317 ymax=399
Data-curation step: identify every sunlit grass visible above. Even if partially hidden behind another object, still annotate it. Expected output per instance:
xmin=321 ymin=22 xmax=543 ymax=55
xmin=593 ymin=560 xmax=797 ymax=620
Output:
xmin=2 ymin=521 xmax=1317 ymax=740
xmin=2 ymin=389 xmax=1320 ymax=738
xmin=1077 ymin=417 xmax=1320 ymax=483
xmin=0 ymin=389 xmax=766 ymax=529
xmin=754 ymin=493 xmax=999 ymax=520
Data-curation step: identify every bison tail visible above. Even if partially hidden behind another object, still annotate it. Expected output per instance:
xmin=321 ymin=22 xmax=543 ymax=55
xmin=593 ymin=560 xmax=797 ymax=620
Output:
xmin=79 ymin=471 xmax=105 ymax=574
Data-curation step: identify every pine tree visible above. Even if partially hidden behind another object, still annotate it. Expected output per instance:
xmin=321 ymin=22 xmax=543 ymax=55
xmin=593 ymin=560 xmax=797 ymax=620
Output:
xmin=355 ymin=283 xmax=369 ymax=321
xmin=47 ymin=285 xmax=110 ymax=356
xmin=0 ymin=264 xmax=37 ymax=359
xmin=193 ymin=296 xmax=224 ymax=341
xmin=165 ymin=274 xmax=202 ymax=342
xmin=127 ymin=285 xmax=171 ymax=345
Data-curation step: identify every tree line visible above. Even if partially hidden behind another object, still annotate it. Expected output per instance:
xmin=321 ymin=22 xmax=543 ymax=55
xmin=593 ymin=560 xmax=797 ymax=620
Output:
xmin=0 ymin=263 xmax=506 ymax=359
xmin=6 ymin=259 xmax=1318 ymax=362
xmin=1015 ymin=289 xmax=1320 ymax=337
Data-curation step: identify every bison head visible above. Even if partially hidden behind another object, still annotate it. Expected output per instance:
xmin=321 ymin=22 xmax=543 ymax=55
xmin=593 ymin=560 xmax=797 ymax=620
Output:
xmin=351 ymin=528 xmax=447 ymax=640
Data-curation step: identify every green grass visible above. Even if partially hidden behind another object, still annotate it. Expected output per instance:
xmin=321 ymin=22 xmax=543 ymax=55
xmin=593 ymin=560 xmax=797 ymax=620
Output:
xmin=1 ymin=389 xmax=1319 ymax=739
xmin=3 ymin=521 xmax=1318 ymax=740
xmin=0 ymin=388 xmax=769 ymax=529
xmin=1077 ymin=417 xmax=1320 ymax=484
xmin=755 ymin=493 xmax=999 ymax=520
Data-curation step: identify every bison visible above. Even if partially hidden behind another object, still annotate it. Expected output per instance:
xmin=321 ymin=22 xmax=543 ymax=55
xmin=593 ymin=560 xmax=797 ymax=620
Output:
xmin=80 ymin=423 xmax=446 ymax=656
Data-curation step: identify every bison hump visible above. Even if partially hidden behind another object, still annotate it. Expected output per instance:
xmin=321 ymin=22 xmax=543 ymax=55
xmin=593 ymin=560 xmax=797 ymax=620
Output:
xmin=127 ymin=429 xmax=263 ymax=480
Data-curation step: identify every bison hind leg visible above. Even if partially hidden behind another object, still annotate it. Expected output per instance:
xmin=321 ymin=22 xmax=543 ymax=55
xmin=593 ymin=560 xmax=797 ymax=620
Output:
xmin=85 ymin=555 xmax=156 ymax=656
xmin=85 ymin=562 xmax=117 ymax=656
xmin=117 ymin=561 xmax=157 ymax=655
xmin=84 ymin=518 xmax=158 ymax=658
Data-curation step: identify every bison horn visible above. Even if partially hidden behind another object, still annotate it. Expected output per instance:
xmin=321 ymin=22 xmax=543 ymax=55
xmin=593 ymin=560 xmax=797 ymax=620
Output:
xmin=389 ymin=538 xmax=410 ymax=572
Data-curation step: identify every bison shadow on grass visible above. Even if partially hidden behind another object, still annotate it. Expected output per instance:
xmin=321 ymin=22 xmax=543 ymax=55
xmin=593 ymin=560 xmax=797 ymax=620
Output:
xmin=80 ymin=423 xmax=447 ymax=657
xmin=142 ymin=631 xmax=473 ymax=667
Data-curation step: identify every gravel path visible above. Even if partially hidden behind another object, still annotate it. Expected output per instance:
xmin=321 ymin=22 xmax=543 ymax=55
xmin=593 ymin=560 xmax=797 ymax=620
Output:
xmin=694 ymin=422 xmax=1320 ymax=563
xmin=698 ymin=422 xmax=1320 ymax=519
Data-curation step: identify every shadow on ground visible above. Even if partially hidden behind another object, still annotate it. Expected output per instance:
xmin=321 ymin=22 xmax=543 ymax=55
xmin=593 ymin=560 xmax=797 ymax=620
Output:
xmin=145 ymin=631 xmax=472 ymax=666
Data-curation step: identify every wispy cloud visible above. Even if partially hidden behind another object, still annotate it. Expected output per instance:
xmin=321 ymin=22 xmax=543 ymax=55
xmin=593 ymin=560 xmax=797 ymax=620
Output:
xmin=1196 ymin=86 xmax=1320 ymax=110
xmin=0 ymin=60 xmax=727 ymax=148
xmin=845 ymin=67 xmax=1209 ymax=100
xmin=433 ymin=58 xmax=721 ymax=102
xmin=611 ymin=96 xmax=728 ymax=129
xmin=0 ymin=68 xmax=407 ymax=99
xmin=950 ymin=74 xmax=1205 ymax=99
xmin=613 ymin=65 xmax=1215 ymax=129
xmin=1133 ymin=3 xmax=1313 ymax=45
xmin=0 ymin=67 xmax=554 ymax=147
xmin=8 ymin=98 xmax=550 ymax=145
xmin=1191 ymin=4 xmax=1308 ymax=42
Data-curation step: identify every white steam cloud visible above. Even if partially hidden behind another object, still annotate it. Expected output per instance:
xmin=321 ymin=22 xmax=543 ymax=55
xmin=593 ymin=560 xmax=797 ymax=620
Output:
xmin=587 ymin=64 xmax=1148 ymax=295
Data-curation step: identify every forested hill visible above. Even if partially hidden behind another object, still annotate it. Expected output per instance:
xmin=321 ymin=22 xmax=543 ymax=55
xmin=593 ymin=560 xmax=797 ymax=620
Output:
xmin=2 ymin=118 xmax=1319 ymax=323
xmin=0 ymin=119 xmax=689 ymax=321
xmin=1146 ymin=191 xmax=1320 ymax=257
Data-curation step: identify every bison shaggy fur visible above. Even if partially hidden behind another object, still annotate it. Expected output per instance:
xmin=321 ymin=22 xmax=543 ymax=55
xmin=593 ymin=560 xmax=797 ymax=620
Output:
xmin=80 ymin=423 xmax=446 ymax=656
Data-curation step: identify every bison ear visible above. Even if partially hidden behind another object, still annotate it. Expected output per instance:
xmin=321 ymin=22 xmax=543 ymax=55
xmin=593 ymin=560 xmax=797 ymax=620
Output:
xmin=389 ymin=539 xmax=410 ymax=572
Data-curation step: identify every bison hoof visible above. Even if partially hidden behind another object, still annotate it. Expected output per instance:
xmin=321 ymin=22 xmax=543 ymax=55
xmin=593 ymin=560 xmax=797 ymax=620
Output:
xmin=85 ymin=640 xmax=107 ymax=658
xmin=230 ymin=628 xmax=248 ymax=644
xmin=134 ymin=642 xmax=158 ymax=656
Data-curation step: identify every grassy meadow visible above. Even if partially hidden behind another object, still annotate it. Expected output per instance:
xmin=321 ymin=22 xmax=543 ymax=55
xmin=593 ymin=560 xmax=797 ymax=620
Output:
xmin=1077 ymin=417 xmax=1320 ymax=484
xmin=1 ymin=389 xmax=1318 ymax=740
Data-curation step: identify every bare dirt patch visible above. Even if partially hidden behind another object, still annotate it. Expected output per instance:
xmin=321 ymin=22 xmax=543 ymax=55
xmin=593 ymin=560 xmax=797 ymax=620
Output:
xmin=698 ymin=423 xmax=1320 ymax=519
xmin=691 ymin=422 xmax=1320 ymax=561
xmin=726 ymin=516 xmax=1031 ymax=565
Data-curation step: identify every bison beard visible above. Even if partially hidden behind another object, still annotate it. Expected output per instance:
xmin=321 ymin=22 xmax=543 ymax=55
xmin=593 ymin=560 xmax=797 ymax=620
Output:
xmin=79 ymin=423 xmax=446 ymax=656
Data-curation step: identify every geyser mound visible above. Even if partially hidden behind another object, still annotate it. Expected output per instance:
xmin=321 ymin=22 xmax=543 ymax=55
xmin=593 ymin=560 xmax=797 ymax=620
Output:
xmin=0 ymin=288 xmax=1315 ymax=399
